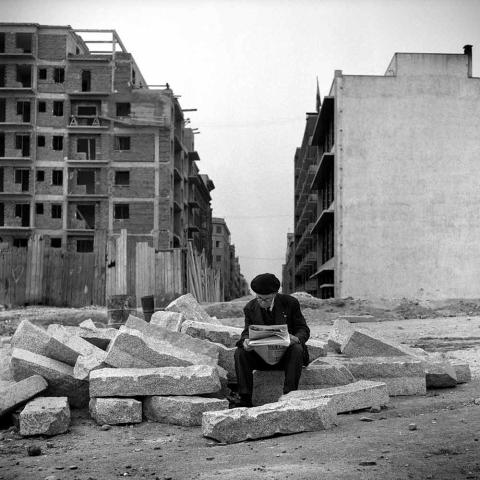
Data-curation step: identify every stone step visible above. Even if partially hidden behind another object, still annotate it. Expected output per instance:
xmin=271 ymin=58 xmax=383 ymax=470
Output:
xmin=89 ymin=398 xmax=142 ymax=425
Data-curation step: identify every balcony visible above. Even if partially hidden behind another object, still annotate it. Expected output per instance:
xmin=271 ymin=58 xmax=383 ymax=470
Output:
xmin=310 ymin=256 xmax=335 ymax=279
xmin=0 ymin=157 xmax=32 ymax=166
xmin=68 ymin=115 xmax=109 ymax=129
xmin=296 ymin=194 xmax=317 ymax=231
xmin=311 ymin=152 xmax=334 ymax=190
xmin=311 ymin=202 xmax=334 ymax=234
xmin=295 ymin=222 xmax=314 ymax=257
xmin=295 ymin=251 xmax=317 ymax=275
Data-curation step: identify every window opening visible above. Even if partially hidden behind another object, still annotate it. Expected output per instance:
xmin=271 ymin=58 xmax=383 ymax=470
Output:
xmin=37 ymin=135 xmax=45 ymax=147
xmin=77 ymin=105 xmax=97 ymax=116
xmin=51 ymin=204 xmax=62 ymax=219
xmin=114 ymin=136 xmax=130 ymax=151
xmin=16 ymin=101 xmax=30 ymax=122
xmin=53 ymin=68 xmax=64 ymax=83
xmin=0 ymin=65 xmax=5 ymax=87
xmin=53 ymin=101 xmax=63 ymax=116
xmin=50 ymin=238 xmax=61 ymax=248
xmin=76 ymin=238 xmax=94 ymax=253
xmin=77 ymin=138 xmax=96 ymax=160
xmin=0 ymin=202 xmax=3 ymax=226
xmin=81 ymin=70 xmax=91 ymax=92
xmin=36 ymin=170 xmax=44 ymax=181
xmin=14 ymin=169 xmax=29 ymax=191
xmin=0 ymin=33 xmax=5 ymax=53
xmin=52 ymin=136 xmax=63 ymax=151
xmin=16 ymin=65 xmax=32 ymax=87
xmin=52 ymin=170 xmax=63 ymax=186
xmin=15 ymin=134 xmax=30 ymax=157
xmin=0 ymin=167 xmax=3 ymax=192
xmin=75 ymin=204 xmax=95 ymax=229
xmin=13 ymin=238 xmax=28 ymax=247
xmin=36 ymin=203 xmax=43 ymax=215
xmin=76 ymin=169 xmax=95 ymax=194
xmin=14 ymin=204 xmax=29 ymax=227
xmin=38 ymin=68 xmax=47 ymax=80
xmin=114 ymin=171 xmax=129 ymax=186
xmin=38 ymin=101 xmax=46 ymax=113
xmin=114 ymin=204 xmax=129 ymax=219
xmin=116 ymin=103 xmax=130 ymax=116
xmin=15 ymin=33 xmax=32 ymax=53
xmin=0 ymin=99 xmax=5 ymax=122
xmin=0 ymin=132 xmax=4 ymax=157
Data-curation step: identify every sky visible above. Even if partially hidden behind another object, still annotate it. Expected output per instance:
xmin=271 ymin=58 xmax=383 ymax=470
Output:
xmin=2 ymin=0 xmax=480 ymax=289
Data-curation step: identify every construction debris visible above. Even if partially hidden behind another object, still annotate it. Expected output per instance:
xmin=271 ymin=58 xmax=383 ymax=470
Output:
xmin=0 ymin=375 xmax=48 ymax=417
xmin=150 ymin=311 xmax=185 ymax=332
xmin=165 ymin=293 xmax=222 ymax=325
xmin=180 ymin=320 xmax=242 ymax=347
xmin=19 ymin=397 xmax=70 ymax=436
xmin=143 ymin=396 xmax=229 ymax=426
xmin=202 ymin=397 xmax=337 ymax=444
xmin=89 ymin=398 xmax=142 ymax=425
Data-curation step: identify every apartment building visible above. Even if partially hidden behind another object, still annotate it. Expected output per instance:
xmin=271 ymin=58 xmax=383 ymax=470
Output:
xmin=281 ymin=232 xmax=294 ymax=294
xmin=229 ymin=244 xmax=249 ymax=299
xmin=0 ymin=23 xmax=213 ymax=255
xmin=286 ymin=46 xmax=480 ymax=300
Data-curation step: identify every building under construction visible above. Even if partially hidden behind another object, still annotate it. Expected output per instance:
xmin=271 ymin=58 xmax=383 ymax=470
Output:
xmin=0 ymin=23 xmax=214 ymax=258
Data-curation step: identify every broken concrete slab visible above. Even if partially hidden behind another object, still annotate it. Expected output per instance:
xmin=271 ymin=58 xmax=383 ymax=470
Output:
xmin=180 ymin=320 xmax=242 ymax=348
xmin=11 ymin=320 xmax=79 ymax=366
xmin=144 ymin=396 xmax=229 ymax=426
xmin=0 ymin=375 xmax=48 ymax=417
xmin=280 ymin=380 xmax=389 ymax=413
xmin=252 ymin=362 xmax=355 ymax=406
xmin=124 ymin=316 xmax=218 ymax=365
xmin=89 ymin=398 xmax=142 ymax=425
xmin=150 ymin=311 xmax=185 ymax=332
xmin=307 ymin=338 xmax=328 ymax=361
xmin=165 ymin=293 xmax=222 ymax=325
xmin=20 ymin=397 xmax=70 ymax=436
xmin=328 ymin=319 xmax=409 ymax=357
xmin=104 ymin=325 xmax=213 ymax=369
xmin=47 ymin=324 xmax=117 ymax=351
xmin=73 ymin=352 xmax=108 ymax=381
xmin=90 ymin=365 xmax=221 ymax=397
xmin=320 ymin=356 xmax=426 ymax=396
xmin=202 ymin=397 xmax=336 ymax=444
xmin=214 ymin=343 xmax=236 ymax=382
xmin=10 ymin=348 xmax=89 ymax=408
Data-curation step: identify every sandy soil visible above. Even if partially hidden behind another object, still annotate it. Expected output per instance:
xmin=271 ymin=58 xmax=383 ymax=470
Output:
xmin=1 ymin=300 xmax=480 ymax=479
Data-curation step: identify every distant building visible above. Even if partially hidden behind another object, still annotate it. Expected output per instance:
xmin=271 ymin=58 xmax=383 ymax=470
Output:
xmin=282 ymin=232 xmax=295 ymax=293
xmin=287 ymin=46 xmax=480 ymax=300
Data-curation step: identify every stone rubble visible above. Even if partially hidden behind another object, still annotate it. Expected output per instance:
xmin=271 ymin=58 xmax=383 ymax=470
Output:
xmin=165 ymin=293 xmax=222 ymax=325
xmin=180 ymin=320 xmax=242 ymax=348
xmin=89 ymin=398 xmax=142 ymax=425
xmin=0 ymin=375 xmax=48 ymax=417
xmin=150 ymin=311 xmax=185 ymax=332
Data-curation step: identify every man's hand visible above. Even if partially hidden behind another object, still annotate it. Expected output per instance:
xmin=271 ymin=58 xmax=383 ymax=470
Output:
xmin=289 ymin=334 xmax=300 ymax=345
xmin=243 ymin=339 xmax=254 ymax=351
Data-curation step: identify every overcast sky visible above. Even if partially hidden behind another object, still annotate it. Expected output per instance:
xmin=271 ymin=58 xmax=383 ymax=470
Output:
xmin=3 ymin=0 xmax=480 ymax=289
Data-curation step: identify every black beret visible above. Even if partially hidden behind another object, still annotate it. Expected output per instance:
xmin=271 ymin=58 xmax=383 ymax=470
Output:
xmin=250 ymin=273 xmax=281 ymax=294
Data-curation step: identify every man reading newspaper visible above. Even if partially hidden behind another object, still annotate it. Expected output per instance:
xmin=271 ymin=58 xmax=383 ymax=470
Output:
xmin=234 ymin=273 xmax=310 ymax=407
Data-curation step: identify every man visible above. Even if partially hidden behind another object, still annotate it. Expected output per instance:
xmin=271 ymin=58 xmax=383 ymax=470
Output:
xmin=234 ymin=273 xmax=310 ymax=407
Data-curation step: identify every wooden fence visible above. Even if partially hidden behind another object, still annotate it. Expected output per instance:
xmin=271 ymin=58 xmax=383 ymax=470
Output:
xmin=0 ymin=229 xmax=222 ymax=308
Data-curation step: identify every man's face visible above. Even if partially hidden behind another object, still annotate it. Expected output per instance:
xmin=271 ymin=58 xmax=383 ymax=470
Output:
xmin=256 ymin=293 xmax=276 ymax=309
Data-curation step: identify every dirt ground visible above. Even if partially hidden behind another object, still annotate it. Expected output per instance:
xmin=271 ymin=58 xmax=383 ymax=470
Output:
xmin=1 ymin=297 xmax=480 ymax=480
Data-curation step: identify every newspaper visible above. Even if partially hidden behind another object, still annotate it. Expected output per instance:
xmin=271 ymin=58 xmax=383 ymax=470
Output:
xmin=247 ymin=324 xmax=290 ymax=365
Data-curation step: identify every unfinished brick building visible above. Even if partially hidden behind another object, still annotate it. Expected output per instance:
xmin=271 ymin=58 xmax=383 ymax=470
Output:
xmin=0 ymin=23 xmax=214 ymax=258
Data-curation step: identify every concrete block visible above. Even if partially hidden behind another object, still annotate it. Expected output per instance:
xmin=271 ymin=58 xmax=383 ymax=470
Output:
xmin=307 ymin=338 xmax=328 ymax=361
xmin=11 ymin=320 xmax=79 ymax=366
xmin=20 ymin=397 xmax=70 ymax=436
xmin=150 ymin=311 xmax=185 ymax=332
xmin=89 ymin=398 xmax=142 ymax=425
xmin=450 ymin=360 xmax=471 ymax=384
xmin=144 ymin=396 xmax=229 ymax=426
xmin=166 ymin=293 xmax=222 ymax=325
xmin=180 ymin=320 xmax=242 ymax=348
xmin=252 ymin=362 xmax=355 ymax=406
xmin=10 ymin=348 xmax=89 ymax=408
xmin=73 ymin=352 xmax=108 ymax=381
xmin=79 ymin=319 xmax=96 ymax=329
xmin=90 ymin=365 xmax=221 ymax=397
xmin=280 ymin=380 xmax=389 ymax=413
xmin=47 ymin=324 xmax=117 ymax=351
xmin=321 ymin=356 xmax=426 ymax=396
xmin=329 ymin=319 xmax=409 ymax=357
xmin=0 ymin=375 xmax=48 ymax=417
xmin=419 ymin=353 xmax=457 ymax=388
xmin=124 ymin=316 xmax=218 ymax=365
xmin=202 ymin=397 xmax=336 ymax=444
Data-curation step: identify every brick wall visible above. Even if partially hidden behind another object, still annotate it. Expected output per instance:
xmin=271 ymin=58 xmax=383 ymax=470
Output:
xmin=36 ymin=134 xmax=66 ymax=161
xmin=68 ymin=167 xmax=108 ymax=195
xmin=0 ymin=200 xmax=29 ymax=227
xmin=4 ymin=132 xmax=31 ymax=158
xmin=67 ymin=134 xmax=106 ymax=161
xmin=66 ymin=64 xmax=112 ymax=93
xmin=38 ymin=34 xmax=67 ymax=60
xmin=34 ymin=201 xmax=63 ymax=229
xmin=37 ymin=99 xmax=68 ymax=128
xmin=1 ymin=166 xmax=31 ymax=193
xmin=110 ymin=132 xmax=155 ymax=162
xmin=67 ymin=200 xmax=108 ymax=229
xmin=2 ymin=97 xmax=32 ymax=123
xmin=112 ymin=201 xmax=153 ymax=234
xmin=110 ymin=166 xmax=154 ymax=197
xmin=37 ymin=67 xmax=66 ymax=94
xmin=114 ymin=62 xmax=131 ymax=93
xmin=34 ymin=167 xmax=64 ymax=195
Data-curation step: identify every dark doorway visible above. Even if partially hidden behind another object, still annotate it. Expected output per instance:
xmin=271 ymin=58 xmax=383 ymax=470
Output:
xmin=81 ymin=70 xmax=91 ymax=92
